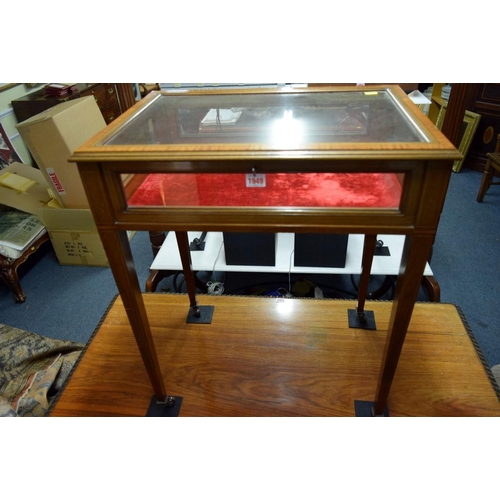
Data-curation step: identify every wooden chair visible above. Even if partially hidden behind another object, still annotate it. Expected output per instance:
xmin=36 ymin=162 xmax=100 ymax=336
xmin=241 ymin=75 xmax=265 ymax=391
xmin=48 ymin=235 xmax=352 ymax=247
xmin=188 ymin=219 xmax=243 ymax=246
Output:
xmin=477 ymin=133 xmax=500 ymax=202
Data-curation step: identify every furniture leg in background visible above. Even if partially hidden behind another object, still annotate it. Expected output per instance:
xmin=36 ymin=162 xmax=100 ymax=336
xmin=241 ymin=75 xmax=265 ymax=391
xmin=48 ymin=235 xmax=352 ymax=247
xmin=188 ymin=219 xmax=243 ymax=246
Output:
xmin=0 ymin=232 xmax=50 ymax=303
xmin=477 ymin=134 xmax=500 ymax=202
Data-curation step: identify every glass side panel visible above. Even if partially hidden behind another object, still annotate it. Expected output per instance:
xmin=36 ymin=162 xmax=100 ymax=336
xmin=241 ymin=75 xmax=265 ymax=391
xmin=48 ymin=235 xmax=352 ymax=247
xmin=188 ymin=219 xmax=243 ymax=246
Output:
xmin=105 ymin=91 xmax=426 ymax=147
xmin=126 ymin=172 xmax=404 ymax=209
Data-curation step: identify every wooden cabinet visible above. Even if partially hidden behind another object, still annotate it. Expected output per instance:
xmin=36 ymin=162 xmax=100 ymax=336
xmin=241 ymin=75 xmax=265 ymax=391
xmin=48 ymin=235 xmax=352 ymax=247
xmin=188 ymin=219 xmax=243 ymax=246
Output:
xmin=12 ymin=83 xmax=123 ymax=126
xmin=426 ymin=83 xmax=500 ymax=172
xmin=80 ymin=83 xmax=121 ymax=124
xmin=462 ymin=83 xmax=500 ymax=172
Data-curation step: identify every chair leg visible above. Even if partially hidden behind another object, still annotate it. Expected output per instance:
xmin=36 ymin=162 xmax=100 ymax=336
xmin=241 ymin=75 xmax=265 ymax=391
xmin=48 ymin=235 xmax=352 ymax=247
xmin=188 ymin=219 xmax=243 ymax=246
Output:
xmin=421 ymin=276 xmax=440 ymax=302
xmin=0 ymin=262 xmax=26 ymax=302
xmin=0 ymin=233 xmax=50 ymax=303
xmin=477 ymin=158 xmax=495 ymax=202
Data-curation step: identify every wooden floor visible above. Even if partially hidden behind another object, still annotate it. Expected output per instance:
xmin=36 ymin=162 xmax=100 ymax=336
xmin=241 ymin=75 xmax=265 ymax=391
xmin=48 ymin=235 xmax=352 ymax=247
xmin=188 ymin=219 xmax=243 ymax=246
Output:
xmin=51 ymin=294 xmax=500 ymax=417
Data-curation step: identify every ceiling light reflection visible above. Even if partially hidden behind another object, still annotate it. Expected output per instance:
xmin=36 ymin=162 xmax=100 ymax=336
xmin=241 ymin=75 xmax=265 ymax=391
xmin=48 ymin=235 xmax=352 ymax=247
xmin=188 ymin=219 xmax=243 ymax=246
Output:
xmin=271 ymin=109 xmax=304 ymax=147
xmin=275 ymin=297 xmax=294 ymax=316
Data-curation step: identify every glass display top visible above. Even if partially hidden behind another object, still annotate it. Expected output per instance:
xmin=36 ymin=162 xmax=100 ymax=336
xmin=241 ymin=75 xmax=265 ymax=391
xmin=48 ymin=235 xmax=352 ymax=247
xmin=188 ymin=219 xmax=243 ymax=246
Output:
xmin=102 ymin=89 xmax=429 ymax=148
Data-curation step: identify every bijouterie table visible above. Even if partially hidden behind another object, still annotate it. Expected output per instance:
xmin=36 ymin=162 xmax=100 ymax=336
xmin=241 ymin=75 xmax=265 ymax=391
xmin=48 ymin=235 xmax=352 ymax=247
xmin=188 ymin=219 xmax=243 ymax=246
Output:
xmin=70 ymin=85 xmax=461 ymax=416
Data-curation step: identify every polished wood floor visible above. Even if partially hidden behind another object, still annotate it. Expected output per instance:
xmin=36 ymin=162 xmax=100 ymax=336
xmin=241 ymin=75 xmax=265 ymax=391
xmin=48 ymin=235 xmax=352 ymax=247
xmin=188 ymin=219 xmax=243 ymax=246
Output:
xmin=51 ymin=294 xmax=500 ymax=417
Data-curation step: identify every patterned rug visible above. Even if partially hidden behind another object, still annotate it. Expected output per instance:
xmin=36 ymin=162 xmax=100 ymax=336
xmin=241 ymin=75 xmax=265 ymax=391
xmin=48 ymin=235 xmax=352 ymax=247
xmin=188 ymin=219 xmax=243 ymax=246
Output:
xmin=0 ymin=324 xmax=84 ymax=417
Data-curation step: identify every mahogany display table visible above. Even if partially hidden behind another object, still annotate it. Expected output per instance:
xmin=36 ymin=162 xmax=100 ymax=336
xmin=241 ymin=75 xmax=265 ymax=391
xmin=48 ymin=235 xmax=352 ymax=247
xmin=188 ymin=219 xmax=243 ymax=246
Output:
xmin=70 ymin=85 xmax=461 ymax=416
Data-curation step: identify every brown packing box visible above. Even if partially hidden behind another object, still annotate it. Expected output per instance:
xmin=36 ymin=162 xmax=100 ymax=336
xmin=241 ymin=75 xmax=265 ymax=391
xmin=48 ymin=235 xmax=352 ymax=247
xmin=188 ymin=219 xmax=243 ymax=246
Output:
xmin=36 ymin=207 xmax=109 ymax=267
xmin=0 ymin=162 xmax=59 ymax=214
xmin=0 ymin=162 xmax=109 ymax=267
xmin=16 ymin=96 xmax=106 ymax=209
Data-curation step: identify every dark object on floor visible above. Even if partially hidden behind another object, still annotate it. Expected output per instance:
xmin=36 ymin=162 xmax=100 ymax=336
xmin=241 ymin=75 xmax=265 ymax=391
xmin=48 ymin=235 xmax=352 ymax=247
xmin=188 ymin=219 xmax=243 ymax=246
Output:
xmin=477 ymin=133 xmax=500 ymax=202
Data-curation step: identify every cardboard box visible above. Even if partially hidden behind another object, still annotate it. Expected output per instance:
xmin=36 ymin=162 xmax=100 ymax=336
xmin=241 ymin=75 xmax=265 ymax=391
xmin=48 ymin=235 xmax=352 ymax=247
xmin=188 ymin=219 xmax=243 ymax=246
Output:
xmin=16 ymin=96 xmax=106 ymax=209
xmin=0 ymin=162 xmax=109 ymax=267
xmin=36 ymin=207 xmax=109 ymax=267
xmin=0 ymin=162 xmax=60 ymax=214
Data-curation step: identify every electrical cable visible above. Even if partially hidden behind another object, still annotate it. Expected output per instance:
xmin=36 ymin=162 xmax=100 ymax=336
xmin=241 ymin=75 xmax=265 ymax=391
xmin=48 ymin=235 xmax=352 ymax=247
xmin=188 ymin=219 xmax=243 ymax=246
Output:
xmin=206 ymin=240 xmax=224 ymax=295
xmin=287 ymin=249 xmax=295 ymax=297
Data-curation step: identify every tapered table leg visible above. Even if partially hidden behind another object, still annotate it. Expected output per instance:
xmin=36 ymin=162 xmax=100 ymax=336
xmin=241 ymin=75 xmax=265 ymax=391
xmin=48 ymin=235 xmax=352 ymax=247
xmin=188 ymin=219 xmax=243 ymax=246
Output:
xmin=98 ymin=229 xmax=169 ymax=403
xmin=348 ymin=234 xmax=377 ymax=330
xmin=373 ymin=234 xmax=435 ymax=416
xmin=175 ymin=231 xmax=214 ymax=324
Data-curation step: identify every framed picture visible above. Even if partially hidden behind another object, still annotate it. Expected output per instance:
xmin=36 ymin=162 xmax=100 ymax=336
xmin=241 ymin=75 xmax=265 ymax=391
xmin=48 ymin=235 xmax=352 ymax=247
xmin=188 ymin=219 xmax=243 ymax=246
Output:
xmin=0 ymin=123 xmax=22 ymax=169
xmin=436 ymin=104 xmax=482 ymax=173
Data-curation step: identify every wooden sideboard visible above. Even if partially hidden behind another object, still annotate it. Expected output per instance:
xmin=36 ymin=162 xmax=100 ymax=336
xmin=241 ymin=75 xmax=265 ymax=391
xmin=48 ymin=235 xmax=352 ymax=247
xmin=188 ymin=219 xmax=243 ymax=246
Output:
xmin=12 ymin=83 xmax=137 ymax=124
xmin=12 ymin=83 xmax=124 ymax=125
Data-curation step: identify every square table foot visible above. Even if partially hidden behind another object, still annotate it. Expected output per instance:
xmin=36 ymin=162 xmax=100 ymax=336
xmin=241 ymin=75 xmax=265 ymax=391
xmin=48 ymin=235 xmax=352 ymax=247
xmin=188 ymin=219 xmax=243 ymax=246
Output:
xmin=186 ymin=305 xmax=215 ymax=324
xmin=348 ymin=309 xmax=377 ymax=330
xmin=146 ymin=395 xmax=183 ymax=417
xmin=354 ymin=400 xmax=390 ymax=417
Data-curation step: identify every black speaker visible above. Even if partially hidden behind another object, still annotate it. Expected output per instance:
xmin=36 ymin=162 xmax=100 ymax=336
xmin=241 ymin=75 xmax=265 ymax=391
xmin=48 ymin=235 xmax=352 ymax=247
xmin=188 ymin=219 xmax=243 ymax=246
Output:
xmin=223 ymin=233 xmax=276 ymax=266
xmin=294 ymin=234 xmax=349 ymax=268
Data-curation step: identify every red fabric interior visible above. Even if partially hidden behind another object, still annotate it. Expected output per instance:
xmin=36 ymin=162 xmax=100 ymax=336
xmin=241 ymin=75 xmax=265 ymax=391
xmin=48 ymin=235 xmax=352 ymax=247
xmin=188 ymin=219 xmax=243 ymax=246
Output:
xmin=128 ymin=173 xmax=402 ymax=208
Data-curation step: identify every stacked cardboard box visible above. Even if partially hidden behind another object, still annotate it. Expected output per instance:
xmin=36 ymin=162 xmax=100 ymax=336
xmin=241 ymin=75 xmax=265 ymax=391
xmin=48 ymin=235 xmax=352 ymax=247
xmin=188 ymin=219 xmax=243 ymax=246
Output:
xmin=0 ymin=162 xmax=109 ymax=267
xmin=14 ymin=96 xmax=110 ymax=266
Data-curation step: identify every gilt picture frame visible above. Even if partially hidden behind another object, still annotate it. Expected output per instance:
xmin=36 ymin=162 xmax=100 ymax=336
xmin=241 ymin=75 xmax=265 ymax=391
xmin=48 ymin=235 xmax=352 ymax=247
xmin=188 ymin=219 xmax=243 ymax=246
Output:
xmin=436 ymin=104 xmax=481 ymax=173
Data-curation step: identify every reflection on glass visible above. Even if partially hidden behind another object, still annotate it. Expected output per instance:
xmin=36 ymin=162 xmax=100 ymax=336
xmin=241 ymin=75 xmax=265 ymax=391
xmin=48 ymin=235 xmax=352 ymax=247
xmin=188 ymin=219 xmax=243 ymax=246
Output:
xmin=104 ymin=91 xmax=427 ymax=147
xmin=271 ymin=110 xmax=304 ymax=148
xmin=126 ymin=172 xmax=404 ymax=209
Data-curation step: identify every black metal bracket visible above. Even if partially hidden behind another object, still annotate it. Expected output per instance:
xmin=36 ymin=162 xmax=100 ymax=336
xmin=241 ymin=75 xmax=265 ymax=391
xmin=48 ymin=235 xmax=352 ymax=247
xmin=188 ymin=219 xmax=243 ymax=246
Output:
xmin=186 ymin=305 xmax=214 ymax=324
xmin=374 ymin=239 xmax=391 ymax=256
xmin=189 ymin=231 xmax=208 ymax=251
xmin=354 ymin=400 xmax=390 ymax=417
xmin=348 ymin=309 xmax=377 ymax=330
xmin=146 ymin=395 xmax=183 ymax=417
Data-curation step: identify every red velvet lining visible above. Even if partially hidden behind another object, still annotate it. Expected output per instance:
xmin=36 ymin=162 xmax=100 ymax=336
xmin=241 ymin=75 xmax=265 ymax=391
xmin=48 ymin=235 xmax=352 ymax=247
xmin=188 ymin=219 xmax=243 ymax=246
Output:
xmin=128 ymin=173 xmax=402 ymax=208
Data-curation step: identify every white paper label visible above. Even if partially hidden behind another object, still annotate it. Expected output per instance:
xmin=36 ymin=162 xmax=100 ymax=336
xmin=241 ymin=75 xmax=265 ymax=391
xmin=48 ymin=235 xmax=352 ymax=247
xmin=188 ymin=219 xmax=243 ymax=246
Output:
xmin=245 ymin=173 xmax=266 ymax=188
xmin=46 ymin=168 xmax=66 ymax=194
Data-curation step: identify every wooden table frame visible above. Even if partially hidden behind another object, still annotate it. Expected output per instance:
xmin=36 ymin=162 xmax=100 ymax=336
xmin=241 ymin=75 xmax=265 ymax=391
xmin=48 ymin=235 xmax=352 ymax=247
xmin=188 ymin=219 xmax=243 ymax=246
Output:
xmin=71 ymin=86 xmax=461 ymax=416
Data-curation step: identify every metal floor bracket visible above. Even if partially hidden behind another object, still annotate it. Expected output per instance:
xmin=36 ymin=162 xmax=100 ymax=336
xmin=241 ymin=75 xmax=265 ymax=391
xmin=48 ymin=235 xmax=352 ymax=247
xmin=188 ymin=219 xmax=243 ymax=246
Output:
xmin=186 ymin=305 xmax=215 ymax=324
xmin=146 ymin=395 xmax=183 ymax=417
xmin=348 ymin=309 xmax=377 ymax=330
xmin=354 ymin=400 xmax=390 ymax=417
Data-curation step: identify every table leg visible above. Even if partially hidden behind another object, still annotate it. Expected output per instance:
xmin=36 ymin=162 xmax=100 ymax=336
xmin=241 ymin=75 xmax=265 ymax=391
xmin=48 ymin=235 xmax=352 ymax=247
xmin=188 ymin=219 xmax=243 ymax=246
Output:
xmin=149 ymin=231 xmax=166 ymax=257
xmin=99 ymin=229 xmax=169 ymax=403
xmin=176 ymin=231 xmax=199 ymax=311
xmin=348 ymin=234 xmax=377 ymax=329
xmin=373 ymin=234 xmax=435 ymax=416
xmin=357 ymin=234 xmax=377 ymax=316
xmin=175 ymin=231 xmax=214 ymax=323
